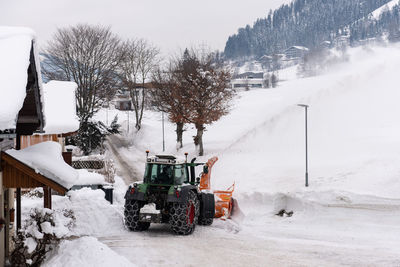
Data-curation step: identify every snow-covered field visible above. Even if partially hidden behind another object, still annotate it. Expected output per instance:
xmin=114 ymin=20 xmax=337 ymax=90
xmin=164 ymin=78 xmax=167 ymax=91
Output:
xmin=32 ymin=44 xmax=400 ymax=266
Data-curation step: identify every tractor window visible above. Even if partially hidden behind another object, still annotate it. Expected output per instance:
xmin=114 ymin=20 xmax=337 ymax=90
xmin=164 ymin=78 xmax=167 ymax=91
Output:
xmin=174 ymin=165 xmax=188 ymax=185
xmin=144 ymin=164 xmax=173 ymax=184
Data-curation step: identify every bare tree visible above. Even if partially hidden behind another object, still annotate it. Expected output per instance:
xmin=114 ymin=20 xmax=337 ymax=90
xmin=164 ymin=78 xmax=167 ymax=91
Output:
xmin=180 ymin=48 xmax=234 ymax=156
xmin=119 ymin=39 xmax=160 ymax=130
xmin=42 ymin=24 xmax=123 ymax=123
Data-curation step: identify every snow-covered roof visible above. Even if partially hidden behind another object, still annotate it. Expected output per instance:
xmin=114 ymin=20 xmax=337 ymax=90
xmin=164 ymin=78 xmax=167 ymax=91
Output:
xmin=0 ymin=26 xmax=45 ymax=131
xmin=6 ymin=141 xmax=78 ymax=189
xmin=286 ymin=46 xmax=309 ymax=51
xmin=42 ymin=81 xmax=79 ymax=134
xmin=371 ymin=0 xmax=400 ymax=20
xmin=6 ymin=141 xmax=107 ymax=188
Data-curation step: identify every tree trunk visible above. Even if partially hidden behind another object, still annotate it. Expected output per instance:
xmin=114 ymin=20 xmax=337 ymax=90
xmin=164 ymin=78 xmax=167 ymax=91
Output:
xmin=194 ymin=123 xmax=204 ymax=156
xmin=176 ymin=122 xmax=184 ymax=149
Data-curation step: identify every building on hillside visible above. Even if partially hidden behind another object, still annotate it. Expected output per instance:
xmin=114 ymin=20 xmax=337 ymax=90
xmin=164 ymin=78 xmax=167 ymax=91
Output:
xmin=114 ymin=83 xmax=153 ymax=110
xmin=114 ymin=89 xmax=132 ymax=111
xmin=231 ymin=72 xmax=264 ymax=89
xmin=0 ymin=26 xmax=79 ymax=264
xmin=320 ymin=41 xmax=332 ymax=49
xmin=284 ymin=46 xmax=309 ymax=59
xmin=334 ymin=35 xmax=350 ymax=48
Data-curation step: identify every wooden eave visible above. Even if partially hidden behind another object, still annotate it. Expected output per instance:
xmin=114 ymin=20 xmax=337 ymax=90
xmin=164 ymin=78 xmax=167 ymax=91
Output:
xmin=16 ymin=42 xmax=44 ymax=136
xmin=1 ymin=151 xmax=67 ymax=195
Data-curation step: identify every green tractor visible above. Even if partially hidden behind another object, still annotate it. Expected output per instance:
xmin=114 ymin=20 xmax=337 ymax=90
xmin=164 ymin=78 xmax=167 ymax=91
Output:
xmin=124 ymin=153 xmax=215 ymax=235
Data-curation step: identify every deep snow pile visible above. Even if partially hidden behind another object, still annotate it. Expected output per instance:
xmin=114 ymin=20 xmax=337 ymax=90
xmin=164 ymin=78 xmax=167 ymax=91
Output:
xmin=21 ymin=187 xmax=125 ymax=237
xmin=43 ymin=236 xmax=134 ymax=267
xmin=20 ymin=177 xmax=130 ymax=265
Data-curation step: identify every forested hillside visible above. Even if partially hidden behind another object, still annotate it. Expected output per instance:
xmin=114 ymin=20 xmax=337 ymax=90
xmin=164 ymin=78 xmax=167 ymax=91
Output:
xmin=224 ymin=0 xmax=400 ymax=59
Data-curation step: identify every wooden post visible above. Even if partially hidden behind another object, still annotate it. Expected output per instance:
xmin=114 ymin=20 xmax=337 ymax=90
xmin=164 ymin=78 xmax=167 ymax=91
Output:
xmin=43 ymin=186 xmax=51 ymax=209
xmin=16 ymin=188 xmax=21 ymax=230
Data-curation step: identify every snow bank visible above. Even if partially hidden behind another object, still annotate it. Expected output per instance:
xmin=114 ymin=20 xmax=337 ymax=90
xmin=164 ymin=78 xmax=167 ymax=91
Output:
xmin=0 ymin=26 xmax=35 ymax=130
xmin=42 ymin=81 xmax=79 ymax=134
xmin=21 ymin=187 xmax=125 ymax=238
xmin=43 ymin=236 xmax=134 ymax=267
xmin=54 ymin=188 xmax=125 ymax=236
xmin=6 ymin=141 xmax=78 ymax=188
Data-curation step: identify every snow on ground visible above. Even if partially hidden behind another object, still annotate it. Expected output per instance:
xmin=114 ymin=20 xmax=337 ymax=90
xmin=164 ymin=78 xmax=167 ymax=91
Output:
xmin=90 ymin=44 xmax=400 ymax=266
xmin=43 ymin=236 xmax=134 ymax=267
xmin=99 ymin=44 xmax=400 ymax=199
xmin=274 ymin=64 xmax=298 ymax=82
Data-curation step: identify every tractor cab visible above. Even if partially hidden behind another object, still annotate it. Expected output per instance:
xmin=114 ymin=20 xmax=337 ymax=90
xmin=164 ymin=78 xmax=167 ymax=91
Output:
xmin=144 ymin=155 xmax=190 ymax=185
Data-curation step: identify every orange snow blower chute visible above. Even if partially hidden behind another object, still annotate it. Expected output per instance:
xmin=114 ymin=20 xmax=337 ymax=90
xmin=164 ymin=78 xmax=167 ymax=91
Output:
xmin=199 ymin=157 xmax=236 ymax=219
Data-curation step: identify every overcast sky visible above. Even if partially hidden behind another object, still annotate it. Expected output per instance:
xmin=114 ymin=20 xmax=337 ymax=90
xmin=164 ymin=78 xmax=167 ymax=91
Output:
xmin=0 ymin=0 xmax=290 ymax=55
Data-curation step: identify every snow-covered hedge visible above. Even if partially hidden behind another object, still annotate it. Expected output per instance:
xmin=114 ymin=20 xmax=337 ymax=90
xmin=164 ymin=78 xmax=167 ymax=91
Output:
xmin=11 ymin=208 xmax=75 ymax=266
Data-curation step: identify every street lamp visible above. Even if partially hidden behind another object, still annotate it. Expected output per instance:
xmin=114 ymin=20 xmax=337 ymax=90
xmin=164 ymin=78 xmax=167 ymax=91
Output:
xmin=162 ymin=112 xmax=165 ymax=152
xmin=297 ymin=104 xmax=309 ymax=187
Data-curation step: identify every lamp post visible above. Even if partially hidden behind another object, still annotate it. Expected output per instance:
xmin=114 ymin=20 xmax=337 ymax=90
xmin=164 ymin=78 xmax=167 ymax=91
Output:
xmin=127 ymin=110 xmax=130 ymax=133
xmin=297 ymin=104 xmax=309 ymax=187
xmin=162 ymin=112 xmax=165 ymax=152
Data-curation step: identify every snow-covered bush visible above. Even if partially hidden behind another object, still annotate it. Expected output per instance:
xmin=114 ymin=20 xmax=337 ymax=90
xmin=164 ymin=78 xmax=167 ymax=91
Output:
xmin=67 ymin=116 xmax=120 ymax=155
xmin=11 ymin=208 xmax=75 ymax=266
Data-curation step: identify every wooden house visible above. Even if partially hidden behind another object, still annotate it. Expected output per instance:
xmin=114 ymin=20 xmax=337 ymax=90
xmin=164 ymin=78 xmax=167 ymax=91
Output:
xmin=0 ymin=27 xmax=78 ymax=264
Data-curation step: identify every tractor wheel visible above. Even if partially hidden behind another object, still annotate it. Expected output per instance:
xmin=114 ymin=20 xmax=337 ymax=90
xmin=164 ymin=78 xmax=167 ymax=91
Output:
xmin=169 ymin=190 xmax=199 ymax=235
xmin=198 ymin=217 xmax=213 ymax=226
xmin=124 ymin=199 xmax=150 ymax=231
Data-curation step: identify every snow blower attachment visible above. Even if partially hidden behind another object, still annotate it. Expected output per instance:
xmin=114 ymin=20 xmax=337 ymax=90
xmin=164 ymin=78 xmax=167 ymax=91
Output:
xmin=123 ymin=152 xmax=237 ymax=235
xmin=199 ymin=157 xmax=236 ymax=219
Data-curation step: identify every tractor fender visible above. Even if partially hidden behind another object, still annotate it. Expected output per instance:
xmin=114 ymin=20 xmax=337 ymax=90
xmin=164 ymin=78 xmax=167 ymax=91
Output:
xmin=167 ymin=185 xmax=198 ymax=203
xmin=200 ymin=193 xmax=215 ymax=219
xmin=124 ymin=186 xmax=146 ymax=201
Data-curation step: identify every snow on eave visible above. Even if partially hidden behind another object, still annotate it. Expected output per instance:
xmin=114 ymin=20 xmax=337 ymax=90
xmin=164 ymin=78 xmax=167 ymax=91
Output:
xmin=0 ymin=26 xmax=45 ymax=131
xmin=6 ymin=141 xmax=78 ymax=189
xmin=42 ymin=81 xmax=79 ymax=135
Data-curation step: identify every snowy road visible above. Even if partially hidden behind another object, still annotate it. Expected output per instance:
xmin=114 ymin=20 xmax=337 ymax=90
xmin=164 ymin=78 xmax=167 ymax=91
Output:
xmin=105 ymin=134 xmax=141 ymax=184
xmin=99 ymin=196 xmax=400 ymax=267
